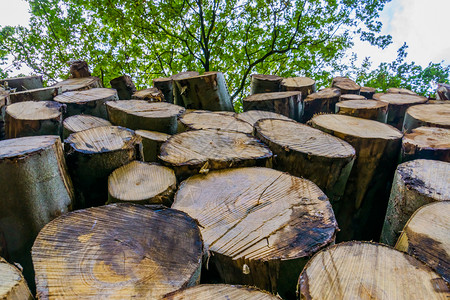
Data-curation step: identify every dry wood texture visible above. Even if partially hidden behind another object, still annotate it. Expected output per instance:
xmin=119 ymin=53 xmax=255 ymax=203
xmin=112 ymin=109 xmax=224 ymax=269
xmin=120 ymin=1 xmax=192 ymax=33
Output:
xmin=5 ymin=101 xmax=64 ymax=138
xmin=243 ymin=91 xmax=302 ymax=121
xmin=310 ymin=114 xmax=403 ymax=241
xmin=339 ymin=94 xmax=366 ymax=101
xmin=255 ymin=118 xmax=355 ymax=207
xmin=132 ymin=87 xmax=164 ymax=101
xmin=303 ymin=88 xmax=341 ymax=122
xmin=331 ymin=77 xmax=360 ymax=94
xmin=135 ymin=130 xmax=171 ymax=162
xmin=280 ymin=77 xmax=316 ymax=96
xmin=172 ymin=71 xmax=200 ymax=106
xmin=335 ymin=99 xmax=388 ymax=122
xmin=403 ymin=104 xmax=450 ymax=133
xmin=437 ymin=83 xmax=450 ymax=100
xmin=173 ymin=167 xmax=337 ymax=299
xmin=106 ymin=100 xmax=185 ymax=134
xmin=69 ymin=60 xmax=91 ymax=78
xmin=401 ymin=127 xmax=450 ymax=162
xmin=108 ymin=161 xmax=176 ymax=206
xmin=396 ymin=202 xmax=450 ymax=282
xmin=0 ymin=257 xmax=33 ymax=300
xmin=65 ymin=126 xmax=142 ymax=208
xmin=250 ymin=74 xmax=283 ymax=94
xmin=297 ymin=241 xmax=449 ymax=300
xmin=8 ymin=86 xmax=62 ymax=104
xmin=179 ymin=110 xmax=253 ymax=134
xmin=162 ymin=284 xmax=281 ymax=299
xmin=381 ymin=159 xmax=450 ymax=246
xmin=159 ymin=129 xmax=272 ymax=179
xmin=359 ymin=86 xmax=376 ymax=99
xmin=52 ymin=76 xmax=102 ymax=93
xmin=153 ymin=77 xmax=174 ymax=103
xmin=387 ymin=87 xmax=417 ymax=95
xmin=110 ymin=75 xmax=136 ymax=100
xmin=236 ymin=110 xmax=291 ymax=126
xmin=0 ymin=75 xmax=43 ymax=92
xmin=62 ymin=114 xmax=112 ymax=139
xmin=32 ymin=204 xmax=203 ymax=299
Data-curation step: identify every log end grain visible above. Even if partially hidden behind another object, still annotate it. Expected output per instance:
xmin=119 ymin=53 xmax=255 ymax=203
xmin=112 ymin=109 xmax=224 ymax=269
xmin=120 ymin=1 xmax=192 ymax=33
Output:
xmin=236 ymin=110 xmax=292 ymax=126
xmin=179 ymin=110 xmax=253 ymax=134
xmin=162 ymin=284 xmax=281 ymax=299
xmin=402 ymin=127 xmax=450 ymax=162
xmin=0 ymin=257 xmax=33 ymax=300
xmin=63 ymin=115 xmax=112 ymax=138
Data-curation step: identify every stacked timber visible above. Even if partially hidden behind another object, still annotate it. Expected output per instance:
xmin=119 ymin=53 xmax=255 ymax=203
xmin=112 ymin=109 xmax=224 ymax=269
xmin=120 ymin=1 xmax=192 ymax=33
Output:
xmin=387 ymin=87 xmax=417 ymax=95
xmin=339 ymin=94 xmax=366 ymax=101
xmin=173 ymin=167 xmax=338 ymax=299
xmin=250 ymin=74 xmax=283 ymax=94
xmin=359 ymin=86 xmax=376 ymax=99
xmin=132 ymin=87 xmax=164 ymax=101
xmin=381 ymin=159 xmax=450 ymax=246
xmin=310 ymin=114 xmax=403 ymax=241
xmin=171 ymin=71 xmax=200 ymax=105
xmin=110 ymin=75 xmax=136 ymax=99
xmin=0 ymin=257 xmax=33 ymax=300
xmin=403 ymin=103 xmax=450 ymax=132
xmin=331 ymin=77 xmax=360 ymax=94
xmin=162 ymin=284 xmax=281 ymax=299
xmin=32 ymin=204 xmax=203 ymax=299
xmin=236 ymin=110 xmax=291 ymax=126
xmin=243 ymin=91 xmax=302 ymax=121
xmin=153 ymin=77 xmax=174 ymax=103
xmin=106 ymin=100 xmax=185 ymax=134
xmin=280 ymin=76 xmax=316 ymax=96
xmin=52 ymin=76 xmax=102 ymax=93
xmin=8 ymin=86 xmax=61 ymax=104
xmin=302 ymin=88 xmax=340 ymax=122
xmin=401 ymin=127 xmax=450 ymax=162
xmin=297 ymin=241 xmax=449 ymax=300
xmin=178 ymin=110 xmax=253 ymax=134
xmin=135 ymin=130 xmax=170 ymax=162
xmin=68 ymin=60 xmax=91 ymax=78
xmin=335 ymin=99 xmax=388 ymax=122
xmin=62 ymin=114 xmax=112 ymax=139
xmin=0 ymin=75 xmax=43 ymax=91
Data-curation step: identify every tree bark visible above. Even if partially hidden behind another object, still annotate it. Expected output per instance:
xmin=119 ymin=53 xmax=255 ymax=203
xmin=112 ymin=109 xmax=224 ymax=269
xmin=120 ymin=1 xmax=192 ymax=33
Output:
xmin=360 ymin=86 xmax=376 ymax=99
xmin=178 ymin=110 xmax=253 ymax=134
xmin=110 ymin=75 xmax=136 ymax=100
xmin=52 ymin=76 xmax=102 ymax=93
xmin=132 ymin=87 xmax=165 ymax=101
xmin=153 ymin=77 xmax=174 ymax=103
xmin=236 ymin=110 xmax=292 ymax=126
xmin=0 ymin=257 xmax=33 ymax=300
xmin=331 ymin=77 xmax=360 ymax=94
xmin=243 ymin=91 xmax=302 ymax=121
xmin=335 ymin=99 xmax=388 ymax=122
xmin=8 ymin=86 xmax=62 ymax=104
xmin=250 ymin=74 xmax=283 ymax=95
xmin=401 ymin=127 xmax=450 ymax=162
xmin=162 ymin=284 xmax=281 ymax=299
xmin=68 ymin=60 xmax=91 ymax=78
xmin=135 ymin=130 xmax=170 ymax=162
xmin=303 ymin=88 xmax=341 ymax=122
xmin=0 ymin=75 xmax=43 ymax=92
xmin=62 ymin=114 xmax=112 ymax=139
xmin=280 ymin=76 xmax=316 ymax=96
xmin=403 ymin=103 xmax=450 ymax=133
xmin=172 ymin=71 xmax=200 ymax=106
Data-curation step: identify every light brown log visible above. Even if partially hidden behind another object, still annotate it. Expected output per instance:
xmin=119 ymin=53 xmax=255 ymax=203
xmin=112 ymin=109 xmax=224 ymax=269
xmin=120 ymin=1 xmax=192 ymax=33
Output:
xmin=387 ymin=87 xmax=417 ymax=95
xmin=106 ymin=100 xmax=185 ymax=134
xmin=339 ymin=94 xmax=366 ymax=101
xmin=243 ymin=91 xmax=302 ymax=121
xmin=250 ymin=74 xmax=283 ymax=94
xmin=403 ymin=104 xmax=450 ymax=133
xmin=396 ymin=202 xmax=450 ymax=282
xmin=280 ymin=77 xmax=316 ymax=96
xmin=162 ymin=284 xmax=281 ymax=299
xmin=159 ymin=129 xmax=272 ymax=179
xmin=5 ymin=101 xmax=64 ymax=138
xmin=8 ymin=86 xmax=62 ymax=104
xmin=303 ymin=88 xmax=340 ymax=122
xmin=331 ymin=77 xmax=360 ymax=94
xmin=173 ymin=167 xmax=337 ymax=299
xmin=62 ymin=114 xmax=112 ymax=139
xmin=68 ymin=60 xmax=91 ymax=78
xmin=0 ymin=75 xmax=43 ymax=92
xmin=135 ymin=130 xmax=170 ymax=162
xmin=359 ymin=86 xmax=376 ymax=99
xmin=372 ymin=92 xmax=384 ymax=100
xmin=110 ymin=75 xmax=136 ymax=100
xmin=132 ymin=87 xmax=164 ymax=101
xmin=179 ymin=110 xmax=253 ymax=134
xmin=236 ymin=110 xmax=292 ymax=126
xmin=310 ymin=114 xmax=403 ymax=241
xmin=153 ymin=77 xmax=174 ymax=103
xmin=52 ymin=76 xmax=102 ymax=93
xmin=171 ymin=71 xmax=200 ymax=106
xmin=401 ymin=127 xmax=450 ymax=162
xmin=32 ymin=204 xmax=203 ymax=299
xmin=0 ymin=257 xmax=33 ymax=300
xmin=297 ymin=241 xmax=449 ymax=300
xmin=381 ymin=159 xmax=450 ymax=246
xmin=335 ymin=99 xmax=388 ymax=122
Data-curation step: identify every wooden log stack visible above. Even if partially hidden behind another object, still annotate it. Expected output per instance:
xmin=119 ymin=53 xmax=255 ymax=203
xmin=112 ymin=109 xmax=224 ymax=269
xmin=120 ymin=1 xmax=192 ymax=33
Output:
xmin=110 ymin=75 xmax=136 ymax=99
xmin=401 ymin=127 xmax=450 ymax=162
xmin=403 ymin=103 xmax=450 ymax=132
xmin=243 ymin=91 xmax=302 ymax=121
xmin=178 ymin=110 xmax=253 ymax=134
xmin=335 ymin=99 xmax=388 ymax=122
xmin=302 ymin=88 xmax=340 ymax=122
xmin=250 ymin=74 xmax=283 ymax=94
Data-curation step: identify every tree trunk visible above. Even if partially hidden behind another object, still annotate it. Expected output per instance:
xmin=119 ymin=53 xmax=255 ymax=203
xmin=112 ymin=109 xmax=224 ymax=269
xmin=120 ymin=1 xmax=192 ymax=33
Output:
xmin=54 ymin=88 xmax=118 ymax=119
xmin=106 ymin=100 xmax=185 ymax=134
xmin=401 ymin=127 xmax=449 ymax=162
xmin=5 ymin=101 xmax=64 ymax=139
xmin=0 ymin=257 xmax=33 ymax=300
xmin=69 ymin=60 xmax=91 ymax=78
xmin=64 ymin=126 xmax=143 ymax=208
xmin=52 ymin=76 xmax=102 ymax=93
xmin=331 ymin=77 xmax=360 ymax=94
xmin=303 ymin=88 xmax=341 ymax=122
xmin=162 ymin=284 xmax=281 ymax=299
xmin=173 ymin=167 xmax=337 ymax=300
xmin=380 ymin=159 xmax=450 ymax=246
xmin=172 ymin=71 xmax=200 ymax=106
xmin=62 ymin=114 xmax=112 ymax=139
xmin=395 ymin=202 xmax=450 ymax=282
xmin=403 ymin=103 xmax=450 ymax=133
xmin=135 ymin=129 xmax=170 ymax=162
xmin=250 ymin=74 xmax=283 ymax=95
xmin=0 ymin=75 xmax=43 ymax=92
xmin=298 ymin=241 xmax=448 ymax=300
xmin=243 ymin=91 xmax=302 ymax=121
xmin=178 ymin=110 xmax=253 ymax=134
xmin=254 ymin=118 xmax=355 ymax=208
xmin=8 ymin=86 xmax=62 ymax=104
xmin=109 ymin=75 xmax=136 ymax=100
xmin=153 ymin=77 xmax=174 ymax=103
xmin=339 ymin=94 xmax=366 ymax=101
xmin=310 ymin=114 xmax=403 ymax=241
xmin=387 ymin=87 xmax=417 ymax=95
xmin=32 ymin=204 xmax=203 ymax=299
xmin=280 ymin=76 xmax=316 ymax=96
xmin=236 ymin=110 xmax=292 ymax=126
xmin=335 ymin=99 xmax=388 ymax=122
xmin=360 ymin=86 xmax=376 ymax=99
xmin=0 ymin=136 xmax=74 ymax=291
xmin=132 ymin=87 xmax=165 ymax=101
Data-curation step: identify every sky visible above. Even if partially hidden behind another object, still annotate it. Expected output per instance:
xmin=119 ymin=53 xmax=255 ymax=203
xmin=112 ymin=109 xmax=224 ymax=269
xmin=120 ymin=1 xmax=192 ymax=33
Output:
xmin=1 ymin=0 xmax=449 ymax=75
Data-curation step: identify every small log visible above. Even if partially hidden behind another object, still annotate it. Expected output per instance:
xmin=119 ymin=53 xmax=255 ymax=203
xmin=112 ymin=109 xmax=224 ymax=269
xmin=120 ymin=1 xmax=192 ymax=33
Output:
xmin=403 ymin=104 xmax=450 ymax=133
xmin=255 ymin=118 xmax=355 ymax=207
xmin=298 ymin=241 xmax=449 ymax=300
xmin=132 ymin=87 xmax=164 ymax=101
xmin=396 ymin=202 xmax=450 ymax=282
xmin=135 ymin=130 xmax=170 ymax=162
xmin=173 ymin=167 xmax=337 ymax=299
xmin=0 ymin=257 xmax=33 ymax=300
xmin=310 ymin=114 xmax=403 ymax=241
xmin=372 ymin=92 xmax=384 ymax=100
xmin=377 ymin=93 xmax=428 ymax=130
xmin=159 ymin=129 xmax=272 ymax=179
xmin=8 ymin=86 xmax=62 ymax=104
xmin=54 ymin=88 xmax=118 ymax=119
xmin=339 ymin=94 xmax=366 ymax=101
xmin=331 ymin=77 xmax=360 ymax=94
xmin=387 ymin=87 xmax=417 ymax=95
xmin=243 ymin=91 xmax=302 ymax=121
xmin=401 ymin=127 xmax=450 ymax=162
xmin=303 ymin=88 xmax=341 ymax=122
xmin=335 ymin=99 xmax=388 ymax=122
xmin=109 ymin=75 xmax=136 ymax=99
xmin=436 ymin=83 xmax=450 ymax=100
xmin=106 ymin=100 xmax=185 ymax=134
xmin=162 ymin=284 xmax=281 ymax=299
xmin=69 ymin=60 xmax=91 ymax=78
xmin=360 ymin=86 xmax=376 ymax=99
xmin=52 ymin=76 xmax=102 ymax=93
xmin=5 ymin=101 xmax=64 ymax=138
xmin=32 ymin=204 xmax=203 ymax=299
xmin=381 ymin=159 xmax=450 ymax=246
xmin=0 ymin=75 xmax=43 ymax=92
xmin=280 ymin=76 xmax=316 ymax=96
xmin=172 ymin=71 xmax=200 ymax=106
xmin=153 ymin=77 xmax=173 ymax=103
xmin=250 ymin=74 xmax=283 ymax=94
xmin=108 ymin=161 xmax=176 ymax=206
xmin=179 ymin=110 xmax=253 ymax=134
xmin=236 ymin=110 xmax=291 ymax=126
xmin=62 ymin=114 xmax=112 ymax=139
xmin=65 ymin=126 xmax=142 ymax=208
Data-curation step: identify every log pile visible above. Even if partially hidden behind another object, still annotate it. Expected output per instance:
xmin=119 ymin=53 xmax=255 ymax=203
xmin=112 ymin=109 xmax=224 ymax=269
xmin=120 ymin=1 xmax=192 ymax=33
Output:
xmin=403 ymin=103 xmax=450 ymax=132
xmin=110 ymin=75 xmax=136 ymax=99
xmin=335 ymin=99 xmax=388 ymax=122
xmin=401 ymin=127 xmax=449 ymax=162
xmin=8 ymin=86 xmax=61 ymax=104
xmin=303 ymin=88 xmax=340 ymax=122
xmin=243 ymin=91 xmax=302 ymax=121
xmin=331 ymin=77 xmax=360 ymax=94
xmin=250 ymin=74 xmax=283 ymax=94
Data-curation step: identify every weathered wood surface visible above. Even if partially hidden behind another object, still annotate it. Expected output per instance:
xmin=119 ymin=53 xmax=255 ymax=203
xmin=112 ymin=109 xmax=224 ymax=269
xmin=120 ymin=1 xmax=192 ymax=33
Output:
xmin=172 ymin=71 xmax=200 ymax=105
xmin=331 ymin=77 xmax=360 ymax=94
xmin=359 ymin=86 xmax=376 ymax=99
xmin=135 ymin=130 xmax=170 ymax=162
xmin=62 ymin=114 xmax=112 ymax=139
xmin=403 ymin=104 xmax=450 ymax=133
xmin=132 ymin=87 xmax=164 ymax=101
xmin=69 ymin=60 xmax=91 ymax=78
xmin=401 ymin=127 xmax=450 ymax=162
xmin=381 ymin=159 xmax=450 ymax=246
xmin=303 ymin=88 xmax=340 ymax=122
xmin=280 ymin=76 xmax=316 ymax=96
xmin=179 ymin=110 xmax=253 ymax=134
xmin=250 ymin=74 xmax=283 ymax=94
xmin=162 ymin=284 xmax=281 ymax=299
xmin=243 ymin=91 xmax=302 ymax=121
xmin=52 ymin=76 xmax=102 ymax=93
xmin=173 ymin=167 xmax=337 ymax=299
xmin=8 ymin=86 xmax=61 ymax=104
xmin=387 ymin=87 xmax=417 ymax=95
xmin=0 ymin=75 xmax=43 ymax=92
xmin=298 ymin=241 xmax=449 ymax=300
xmin=236 ymin=110 xmax=291 ymax=126
xmin=436 ymin=83 xmax=450 ymax=100
xmin=0 ymin=257 xmax=33 ymax=300
xmin=335 ymin=99 xmax=388 ymax=122
xmin=339 ymin=94 xmax=366 ymax=101
xmin=110 ymin=75 xmax=136 ymax=99
xmin=32 ymin=204 xmax=203 ymax=299
xmin=153 ymin=77 xmax=173 ymax=103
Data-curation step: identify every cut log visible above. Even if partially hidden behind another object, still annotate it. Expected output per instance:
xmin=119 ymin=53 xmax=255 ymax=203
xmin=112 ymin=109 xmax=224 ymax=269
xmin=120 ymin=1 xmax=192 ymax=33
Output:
xmin=132 ymin=87 xmax=164 ymax=102
xmin=69 ymin=60 xmax=91 ymax=78
xmin=236 ymin=110 xmax=291 ymax=126
xmin=436 ymin=83 xmax=450 ymax=100
xmin=52 ymin=76 xmax=102 ymax=93
xmin=179 ymin=110 xmax=253 ymax=134
xmin=331 ymin=77 xmax=360 ymax=94
xmin=359 ymin=86 xmax=376 ymax=99
xmin=62 ymin=114 xmax=112 ymax=139
xmin=297 ymin=241 xmax=449 ymax=300
xmin=243 ymin=91 xmax=302 ymax=121
xmin=54 ymin=88 xmax=118 ymax=119
xmin=32 ymin=204 xmax=203 ymax=299
xmin=135 ymin=130 xmax=170 ymax=162
xmin=153 ymin=77 xmax=173 ymax=103
xmin=110 ymin=75 xmax=136 ymax=100
xmin=5 ymin=101 xmax=64 ymax=138
xmin=280 ymin=76 xmax=316 ymax=96
xmin=65 ymin=126 xmax=142 ymax=208
xmin=8 ymin=86 xmax=62 ymax=104
xmin=173 ymin=167 xmax=337 ymax=299
xmin=254 ymin=118 xmax=355 ymax=207
xmin=0 ymin=257 xmax=33 ymax=300
xmin=250 ymin=74 xmax=283 ymax=94
xmin=0 ymin=75 xmax=43 ymax=92
xmin=310 ymin=114 xmax=403 ymax=241
xmin=0 ymin=136 xmax=74 ymax=289
xmin=396 ymin=202 xmax=450 ymax=282
xmin=106 ymin=100 xmax=185 ymax=134
xmin=377 ymin=93 xmax=428 ymax=130
xmin=387 ymin=87 xmax=417 ymax=95
xmin=172 ymin=71 xmax=200 ymax=106
xmin=372 ymin=92 xmax=384 ymax=101
xmin=162 ymin=284 xmax=281 ymax=299
xmin=380 ymin=159 xmax=450 ymax=246
xmin=339 ymin=94 xmax=366 ymax=101
xmin=159 ymin=129 xmax=272 ymax=179
xmin=401 ymin=127 xmax=450 ymax=162
xmin=173 ymin=72 xmax=233 ymax=111
xmin=403 ymin=103 xmax=450 ymax=133
xmin=108 ymin=161 xmax=176 ymax=206
xmin=335 ymin=99 xmax=388 ymax=122
xmin=303 ymin=88 xmax=341 ymax=122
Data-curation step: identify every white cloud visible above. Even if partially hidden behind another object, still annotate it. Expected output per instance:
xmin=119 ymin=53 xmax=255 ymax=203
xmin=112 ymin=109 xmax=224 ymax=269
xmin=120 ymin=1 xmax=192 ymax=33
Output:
xmin=0 ymin=0 xmax=30 ymax=27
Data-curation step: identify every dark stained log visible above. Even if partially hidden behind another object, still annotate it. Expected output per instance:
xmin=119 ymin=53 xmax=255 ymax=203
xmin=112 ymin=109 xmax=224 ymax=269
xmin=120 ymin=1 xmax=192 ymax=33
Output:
xmin=401 ymin=127 xmax=450 ymax=162
xmin=172 ymin=71 xmax=200 ymax=106
xmin=387 ymin=87 xmax=417 ymax=95
xmin=339 ymin=94 xmax=366 ymax=101
xmin=162 ymin=284 xmax=281 ymax=299
xmin=403 ymin=104 xmax=450 ymax=133
xmin=331 ymin=77 xmax=360 ymax=94
xmin=68 ymin=60 xmax=91 ymax=78
xmin=109 ymin=75 xmax=136 ymax=100
xmin=243 ymin=91 xmax=302 ymax=121
xmin=250 ymin=74 xmax=283 ymax=95
xmin=302 ymin=88 xmax=341 ymax=122
xmin=62 ymin=114 xmax=112 ymax=139
xmin=8 ymin=86 xmax=62 ymax=104
xmin=360 ymin=86 xmax=376 ymax=99
xmin=0 ymin=257 xmax=33 ymax=300
xmin=335 ymin=99 xmax=388 ymax=122
xmin=0 ymin=75 xmax=43 ymax=92
xmin=135 ymin=130 xmax=170 ymax=162
xmin=52 ymin=76 xmax=102 ymax=93
xmin=132 ymin=87 xmax=165 ymax=102
xmin=280 ymin=76 xmax=316 ymax=96
xmin=153 ymin=77 xmax=174 ymax=103
xmin=178 ymin=110 xmax=253 ymax=134
xmin=236 ymin=110 xmax=292 ymax=126
xmin=436 ymin=83 xmax=450 ymax=100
